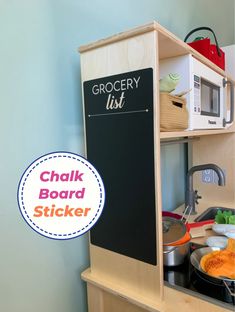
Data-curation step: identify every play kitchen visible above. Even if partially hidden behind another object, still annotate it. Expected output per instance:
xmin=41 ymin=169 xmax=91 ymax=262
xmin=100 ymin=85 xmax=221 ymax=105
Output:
xmin=79 ymin=21 xmax=235 ymax=312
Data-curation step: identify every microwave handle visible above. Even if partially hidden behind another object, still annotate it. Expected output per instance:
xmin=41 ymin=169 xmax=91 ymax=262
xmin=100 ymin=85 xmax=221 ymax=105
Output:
xmin=223 ymin=78 xmax=234 ymax=127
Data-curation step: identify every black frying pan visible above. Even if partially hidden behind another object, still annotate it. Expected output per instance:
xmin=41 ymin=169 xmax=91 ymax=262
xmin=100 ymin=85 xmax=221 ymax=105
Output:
xmin=190 ymin=247 xmax=235 ymax=297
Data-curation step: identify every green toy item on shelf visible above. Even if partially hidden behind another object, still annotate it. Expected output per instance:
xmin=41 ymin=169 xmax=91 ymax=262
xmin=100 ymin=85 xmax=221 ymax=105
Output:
xmin=159 ymin=73 xmax=180 ymax=93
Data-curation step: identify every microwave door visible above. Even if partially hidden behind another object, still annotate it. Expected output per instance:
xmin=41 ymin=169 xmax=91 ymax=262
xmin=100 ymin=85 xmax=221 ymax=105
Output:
xmin=200 ymin=78 xmax=220 ymax=117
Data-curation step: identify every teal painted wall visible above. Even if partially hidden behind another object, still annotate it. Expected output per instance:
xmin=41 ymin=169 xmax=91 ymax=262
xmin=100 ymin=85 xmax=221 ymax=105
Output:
xmin=0 ymin=1 xmax=234 ymax=312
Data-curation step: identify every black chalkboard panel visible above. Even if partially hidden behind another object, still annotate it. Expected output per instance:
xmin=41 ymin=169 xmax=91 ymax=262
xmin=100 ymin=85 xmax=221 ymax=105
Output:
xmin=83 ymin=68 xmax=156 ymax=265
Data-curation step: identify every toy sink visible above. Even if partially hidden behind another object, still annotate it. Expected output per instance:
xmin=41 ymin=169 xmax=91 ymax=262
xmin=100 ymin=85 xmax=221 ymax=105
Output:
xmin=194 ymin=207 xmax=235 ymax=222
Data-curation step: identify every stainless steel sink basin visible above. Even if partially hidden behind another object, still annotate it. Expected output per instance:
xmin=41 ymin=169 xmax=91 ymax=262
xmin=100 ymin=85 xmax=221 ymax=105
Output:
xmin=194 ymin=207 xmax=235 ymax=222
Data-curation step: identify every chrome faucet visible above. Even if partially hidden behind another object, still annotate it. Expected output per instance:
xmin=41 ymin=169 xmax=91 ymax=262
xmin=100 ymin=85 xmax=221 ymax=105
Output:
xmin=185 ymin=164 xmax=225 ymax=215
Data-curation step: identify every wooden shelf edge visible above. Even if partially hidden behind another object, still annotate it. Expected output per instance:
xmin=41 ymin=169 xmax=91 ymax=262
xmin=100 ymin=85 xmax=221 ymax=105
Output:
xmin=79 ymin=21 xmax=158 ymax=53
xmin=160 ymin=127 xmax=235 ymax=139
xmin=81 ymin=268 xmax=163 ymax=312
xmin=78 ymin=20 xmax=232 ymax=79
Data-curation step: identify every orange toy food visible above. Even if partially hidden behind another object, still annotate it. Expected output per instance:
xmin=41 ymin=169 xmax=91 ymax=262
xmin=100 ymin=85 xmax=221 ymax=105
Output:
xmin=200 ymin=238 xmax=235 ymax=279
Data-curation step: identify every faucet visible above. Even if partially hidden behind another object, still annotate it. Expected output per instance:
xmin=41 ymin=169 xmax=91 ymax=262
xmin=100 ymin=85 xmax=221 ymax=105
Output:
xmin=185 ymin=164 xmax=225 ymax=215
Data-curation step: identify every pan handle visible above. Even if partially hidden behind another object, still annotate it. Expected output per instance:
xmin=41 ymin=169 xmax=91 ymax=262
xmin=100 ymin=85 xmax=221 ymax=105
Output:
xmin=223 ymin=280 xmax=235 ymax=297
xmin=163 ymin=247 xmax=176 ymax=254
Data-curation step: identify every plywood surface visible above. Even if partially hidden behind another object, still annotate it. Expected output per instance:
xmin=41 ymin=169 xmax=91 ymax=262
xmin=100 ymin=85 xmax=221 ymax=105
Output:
xmin=82 ymin=268 xmax=163 ymax=312
xmin=84 ymin=277 xmax=232 ymax=312
xmin=81 ymin=30 xmax=164 ymax=304
xmin=192 ymin=133 xmax=235 ymax=207
xmin=163 ymin=286 xmax=233 ymax=312
xmin=89 ymin=245 xmax=163 ymax=305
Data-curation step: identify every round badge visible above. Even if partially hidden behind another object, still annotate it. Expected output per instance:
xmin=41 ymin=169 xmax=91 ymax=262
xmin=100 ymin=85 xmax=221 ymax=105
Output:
xmin=17 ymin=152 xmax=105 ymax=239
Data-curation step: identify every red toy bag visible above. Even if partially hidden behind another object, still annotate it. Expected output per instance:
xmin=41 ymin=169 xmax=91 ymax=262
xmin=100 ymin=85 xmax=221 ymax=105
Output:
xmin=184 ymin=27 xmax=225 ymax=70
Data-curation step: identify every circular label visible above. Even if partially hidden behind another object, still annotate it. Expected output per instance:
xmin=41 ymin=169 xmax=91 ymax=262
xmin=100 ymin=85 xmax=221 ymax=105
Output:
xmin=17 ymin=152 xmax=105 ymax=240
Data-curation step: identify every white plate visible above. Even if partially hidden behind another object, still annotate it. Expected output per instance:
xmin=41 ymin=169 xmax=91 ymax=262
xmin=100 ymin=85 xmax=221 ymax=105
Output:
xmin=212 ymin=223 xmax=235 ymax=235
xmin=206 ymin=236 xmax=228 ymax=248
xmin=224 ymin=229 xmax=235 ymax=239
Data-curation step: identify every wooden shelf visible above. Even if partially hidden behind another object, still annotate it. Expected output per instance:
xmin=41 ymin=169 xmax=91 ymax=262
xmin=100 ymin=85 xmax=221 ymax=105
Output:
xmin=160 ymin=127 xmax=235 ymax=139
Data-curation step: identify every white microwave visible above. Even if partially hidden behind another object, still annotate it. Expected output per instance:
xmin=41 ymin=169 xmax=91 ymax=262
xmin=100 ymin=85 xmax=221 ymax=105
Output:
xmin=160 ymin=55 xmax=234 ymax=130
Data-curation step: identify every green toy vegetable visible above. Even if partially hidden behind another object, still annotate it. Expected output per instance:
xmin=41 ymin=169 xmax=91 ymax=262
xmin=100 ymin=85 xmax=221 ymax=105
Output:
xmin=215 ymin=210 xmax=235 ymax=225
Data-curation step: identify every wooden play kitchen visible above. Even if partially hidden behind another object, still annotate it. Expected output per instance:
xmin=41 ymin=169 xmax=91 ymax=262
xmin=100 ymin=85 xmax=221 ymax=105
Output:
xmin=79 ymin=22 xmax=235 ymax=312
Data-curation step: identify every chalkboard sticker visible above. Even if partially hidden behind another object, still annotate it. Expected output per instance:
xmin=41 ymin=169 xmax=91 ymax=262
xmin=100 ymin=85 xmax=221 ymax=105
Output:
xmin=83 ymin=68 xmax=157 ymax=265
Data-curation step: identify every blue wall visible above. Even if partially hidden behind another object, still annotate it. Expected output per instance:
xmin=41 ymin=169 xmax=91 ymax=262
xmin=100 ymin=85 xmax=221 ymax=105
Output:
xmin=0 ymin=1 xmax=234 ymax=311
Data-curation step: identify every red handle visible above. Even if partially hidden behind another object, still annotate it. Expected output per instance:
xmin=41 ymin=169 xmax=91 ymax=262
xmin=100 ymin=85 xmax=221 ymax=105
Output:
xmin=186 ymin=219 xmax=214 ymax=230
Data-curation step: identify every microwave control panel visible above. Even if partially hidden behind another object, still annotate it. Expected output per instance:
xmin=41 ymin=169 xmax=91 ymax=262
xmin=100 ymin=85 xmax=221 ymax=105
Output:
xmin=193 ymin=75 xmax=201 ymax=114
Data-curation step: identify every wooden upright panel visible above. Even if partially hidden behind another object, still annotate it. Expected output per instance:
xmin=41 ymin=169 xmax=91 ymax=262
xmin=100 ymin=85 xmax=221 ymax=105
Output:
xmin=80 ymin=29 xmax=163 ymax=307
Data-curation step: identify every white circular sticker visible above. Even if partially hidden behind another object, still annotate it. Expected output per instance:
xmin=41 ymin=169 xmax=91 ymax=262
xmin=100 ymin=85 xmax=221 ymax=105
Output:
xmin=17 ymin=152 xmax=105 ymax=239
